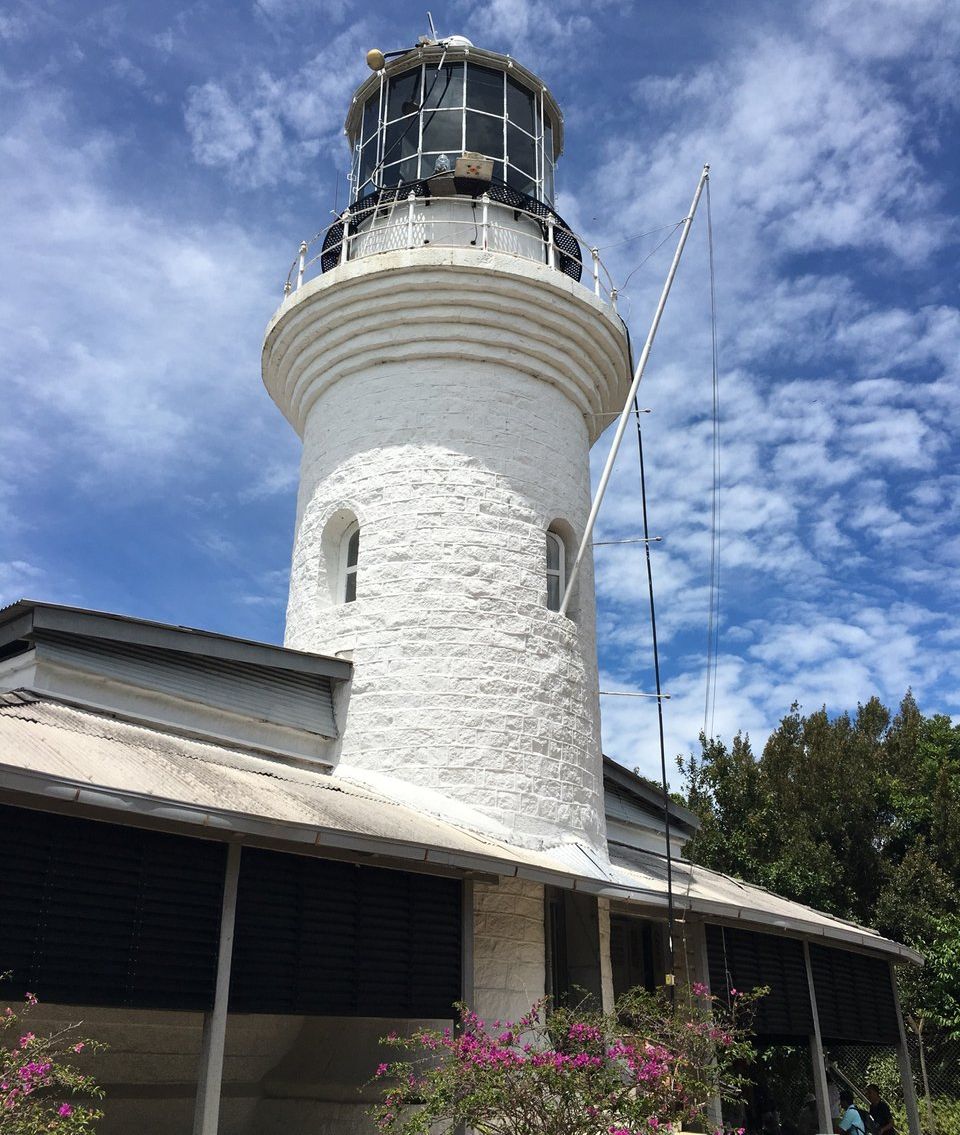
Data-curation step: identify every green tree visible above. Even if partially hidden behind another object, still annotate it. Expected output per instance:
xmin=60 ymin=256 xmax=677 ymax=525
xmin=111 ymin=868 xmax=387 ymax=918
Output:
xmin=680 ymin=693 xmax=960 ymax=1039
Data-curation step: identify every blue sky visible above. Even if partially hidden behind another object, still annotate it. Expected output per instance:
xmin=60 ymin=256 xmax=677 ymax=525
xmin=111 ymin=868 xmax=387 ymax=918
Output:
xmin=2 ymin=0 xmax=958 ymax=779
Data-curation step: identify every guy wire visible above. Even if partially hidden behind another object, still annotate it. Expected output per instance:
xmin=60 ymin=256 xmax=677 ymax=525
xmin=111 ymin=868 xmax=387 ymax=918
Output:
xmin=703 ymin=174 xmax=721 ymax=740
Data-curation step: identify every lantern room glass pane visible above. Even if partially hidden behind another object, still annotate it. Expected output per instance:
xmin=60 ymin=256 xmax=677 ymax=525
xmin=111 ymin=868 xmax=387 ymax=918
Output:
xmin=421 ymin=109 xmax=463 ymax=155
xmin=506 ymin=76 xmax=535 ymax=135
xmin=361 ymin=95 xmax=379 ymax=146
xmin=467 ymin=64 xmax=504 ymax=114
xmin=359 ymin=137 xmax=377 ymax=187
xmin=507 ymin=124 xmax=535 ymax=180
xmin=384 ymin=114 xmax=418 ymax=167
xmin=544 ymin=117 xmax=554 ymax=160
xmin=387 ymin=67 xmax=422 ymax=121
xmin=423 ymin=62 xmax=464 ymax=109
xmin=381 ymin=157 xmax=418 ymax=187
xmin=465 ymin=111 xmax=502 ymax=159
xmin=506 ymin=164 xmax=536 ymax=198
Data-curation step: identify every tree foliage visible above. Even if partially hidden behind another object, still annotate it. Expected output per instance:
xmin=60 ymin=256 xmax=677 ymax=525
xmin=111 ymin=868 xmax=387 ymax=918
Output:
xmin=679 ymin=693 xmax=960 ymax=1039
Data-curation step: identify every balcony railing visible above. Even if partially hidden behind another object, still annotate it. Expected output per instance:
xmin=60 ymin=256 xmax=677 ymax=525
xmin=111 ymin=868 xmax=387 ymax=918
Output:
xmin=282 ymin=181 xmax=619 ymax=309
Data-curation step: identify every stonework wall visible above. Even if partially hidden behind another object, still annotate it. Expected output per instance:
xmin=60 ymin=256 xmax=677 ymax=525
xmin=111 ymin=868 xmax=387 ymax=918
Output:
xmin=263 ymin=250 xmax=631 ymax=851
xmin=472 ymin=876 xmax=546 ymax=1023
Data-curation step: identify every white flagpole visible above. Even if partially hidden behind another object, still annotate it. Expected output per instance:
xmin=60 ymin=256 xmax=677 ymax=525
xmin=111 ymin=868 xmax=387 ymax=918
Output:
xmin=559 ymin=164 xmax=710 ymax=616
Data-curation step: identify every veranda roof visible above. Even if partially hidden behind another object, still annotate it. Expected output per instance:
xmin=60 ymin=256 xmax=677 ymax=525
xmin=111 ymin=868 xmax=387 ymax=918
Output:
xmin=0 ymin=690 xmax=920 ymax=964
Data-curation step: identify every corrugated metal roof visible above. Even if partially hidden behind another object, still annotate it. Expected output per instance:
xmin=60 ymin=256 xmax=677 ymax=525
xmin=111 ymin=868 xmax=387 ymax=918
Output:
xmin=0 ymin=691 xmax=921 ymax=964
xmin=0 ymin=691 xmax=577 ymax=877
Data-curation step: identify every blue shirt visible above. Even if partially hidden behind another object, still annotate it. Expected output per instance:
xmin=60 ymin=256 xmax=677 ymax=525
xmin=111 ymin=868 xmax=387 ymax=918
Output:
xmin=840 ymin=1106 xmax=865 ymax=1135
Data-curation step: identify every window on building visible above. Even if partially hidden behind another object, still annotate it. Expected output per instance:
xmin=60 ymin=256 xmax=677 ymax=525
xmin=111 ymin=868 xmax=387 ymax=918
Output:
xmin=610 ymin=914 xmax=664 ymax=999
xmin=545 ymin=887 xmax=602 ymax=1008
xmin=342 ymin=523 xmax=359 ymax=603
xmin=546 ymin=530 xmax=565 ymax=611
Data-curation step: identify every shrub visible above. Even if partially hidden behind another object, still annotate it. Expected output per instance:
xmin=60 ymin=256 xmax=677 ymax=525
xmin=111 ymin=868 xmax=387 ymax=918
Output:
xmin=371 ymin=983 xmax=762 ymax=1135
xmin=1 ymin=989 xmax=105 ymax=1133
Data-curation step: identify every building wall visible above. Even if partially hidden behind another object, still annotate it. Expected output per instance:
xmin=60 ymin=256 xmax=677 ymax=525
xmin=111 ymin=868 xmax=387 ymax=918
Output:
xmin=22 ymin=1006 xmax=444 ymax=1135
xmin=264 ymin=251 xmax=630 ymax=851
xmin=472 ymin=876 xmax=546 ymax=1023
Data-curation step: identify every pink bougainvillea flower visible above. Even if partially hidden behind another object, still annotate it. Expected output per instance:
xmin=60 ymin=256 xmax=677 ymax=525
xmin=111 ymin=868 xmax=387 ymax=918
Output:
xmin=58 ymin=1103 xmax=74 ymax=1117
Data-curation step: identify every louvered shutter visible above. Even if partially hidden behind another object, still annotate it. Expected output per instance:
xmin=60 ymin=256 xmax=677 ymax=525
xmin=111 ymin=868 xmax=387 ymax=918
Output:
xmin=810 ymin=943 xmax=899 ymax=1045
xmin=706 ymin=924 xmax=814 ymax=1040
xmin=0 ymin=804 xmax=225 ymax=1010
xmin=229 ymin=847 xmax=461 ymax=1018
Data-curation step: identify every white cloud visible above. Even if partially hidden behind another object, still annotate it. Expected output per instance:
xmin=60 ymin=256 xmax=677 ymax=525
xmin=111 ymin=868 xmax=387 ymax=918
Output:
xmin=110 ymin=54 xmax=166 ymax=104
xmin=454 ymin=0 xmax=613 ymax=74
xmin=811 ymin=0 xmax=960 ymax=65
xmin=183 ymin=23 xmax=369 ymax=187
xmin=0 ymin=12 xmax=30 ymax=42
xmin=0 ymin=88 xmax=292 ymax=492
xmin=253 ymin=0 xmax=352 ymax=22
xmin=584 ymin=6 xmax=960 ymax=770
xmin=0 ymin=560 xmax=46 ymax=607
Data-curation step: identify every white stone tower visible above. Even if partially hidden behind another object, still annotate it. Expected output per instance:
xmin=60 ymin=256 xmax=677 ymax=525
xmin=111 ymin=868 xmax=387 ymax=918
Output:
xmin=263 ymin=36 xmax=630 ymax=853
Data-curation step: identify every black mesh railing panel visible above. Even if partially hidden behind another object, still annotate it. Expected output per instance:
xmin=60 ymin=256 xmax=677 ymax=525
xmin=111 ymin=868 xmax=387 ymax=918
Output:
xmin=320 ymin=180 xmax=583 ymax=281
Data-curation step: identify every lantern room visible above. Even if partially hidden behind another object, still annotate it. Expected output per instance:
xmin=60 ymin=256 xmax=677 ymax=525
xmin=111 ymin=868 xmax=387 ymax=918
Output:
xmin=345 ymin=38 xmax=564 ymax=206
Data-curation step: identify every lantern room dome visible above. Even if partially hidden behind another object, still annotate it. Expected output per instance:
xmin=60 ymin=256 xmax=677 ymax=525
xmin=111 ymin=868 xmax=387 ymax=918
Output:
xmin=344 ymin=41 xmax=564 ymax=206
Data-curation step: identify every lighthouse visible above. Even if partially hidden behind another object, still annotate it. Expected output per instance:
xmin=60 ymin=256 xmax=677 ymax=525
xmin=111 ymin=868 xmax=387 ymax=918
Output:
xmin=262 ymin=36 xmax=631 ymax=854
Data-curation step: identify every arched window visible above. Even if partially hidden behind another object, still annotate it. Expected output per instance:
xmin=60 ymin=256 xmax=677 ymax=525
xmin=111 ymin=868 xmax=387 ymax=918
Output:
xmin=546 ymin=530 xmax=565 ymax=612
xmin=341 ymin=523 xmax=360 ymax=603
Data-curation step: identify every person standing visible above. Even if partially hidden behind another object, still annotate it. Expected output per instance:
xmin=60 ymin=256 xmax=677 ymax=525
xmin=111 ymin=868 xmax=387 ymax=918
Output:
xmin=836 ymin=1089 xmax=865 ymax=1135
xmin=798 ymin=1093 xmax=819 ymax=1135
xmin=866 ymin=1085 xmax=896 ymax=1135
xmin=828 ymin=1077 xmax=842 ymax=1123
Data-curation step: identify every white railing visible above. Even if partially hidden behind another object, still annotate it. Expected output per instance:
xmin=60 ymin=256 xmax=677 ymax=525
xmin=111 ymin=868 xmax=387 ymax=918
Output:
xmin=283 ymin=192 xmax=620 ymax=310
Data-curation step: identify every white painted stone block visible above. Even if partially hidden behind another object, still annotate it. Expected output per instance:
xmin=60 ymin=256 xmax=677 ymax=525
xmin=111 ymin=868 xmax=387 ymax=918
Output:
xmin=472 ymin=877 xmax=546 ymax=1023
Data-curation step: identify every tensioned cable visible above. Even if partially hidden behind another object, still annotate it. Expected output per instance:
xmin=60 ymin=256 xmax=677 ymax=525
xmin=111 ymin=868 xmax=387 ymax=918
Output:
xmin=619 ymin=221 xmax=685 ymax=295
xmin=703 ymin=175 xmax=721 ymax=740
xmin=597 ymin=219 xmax=688 ymax=253
xmin=632 ymin=386 xmax=676 ymax=1000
